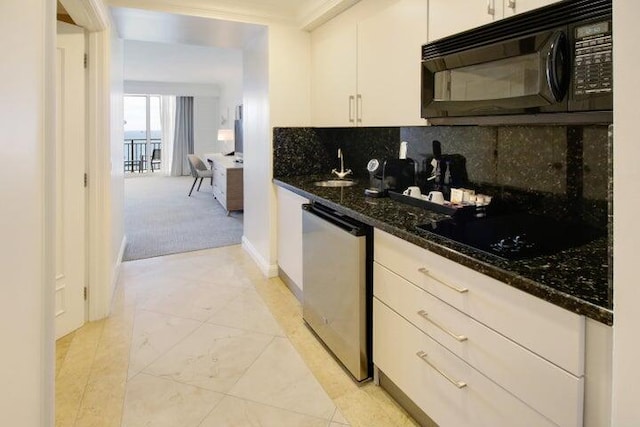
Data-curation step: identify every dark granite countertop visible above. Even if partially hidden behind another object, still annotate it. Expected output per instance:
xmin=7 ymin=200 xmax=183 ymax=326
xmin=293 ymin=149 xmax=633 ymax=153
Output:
xmin=274 ymin=175 xmax=613 ymax=325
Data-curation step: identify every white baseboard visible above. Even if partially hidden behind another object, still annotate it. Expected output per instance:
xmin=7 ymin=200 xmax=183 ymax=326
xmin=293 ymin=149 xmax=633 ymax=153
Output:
xmin=112 ymin=235 xmax=127 ymax=292
xmin=241 ymin=235 xmax=279 ymax=278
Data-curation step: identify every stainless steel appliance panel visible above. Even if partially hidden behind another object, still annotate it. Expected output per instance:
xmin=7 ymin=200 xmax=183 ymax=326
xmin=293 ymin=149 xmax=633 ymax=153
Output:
xmin=302 ymin=204 xmax=370 ymax=381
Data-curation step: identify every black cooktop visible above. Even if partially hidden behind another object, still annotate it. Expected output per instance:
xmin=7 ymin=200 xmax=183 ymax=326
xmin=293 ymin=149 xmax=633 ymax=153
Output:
xmin=417 ymin=213 xmax=604 ymax=260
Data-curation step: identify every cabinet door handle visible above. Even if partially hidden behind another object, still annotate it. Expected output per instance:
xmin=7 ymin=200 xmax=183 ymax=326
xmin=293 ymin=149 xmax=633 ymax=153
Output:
xmin=417 ymin=310 xmax=468 ymax=342
xmin=418 ymin=268 xmax=468 ymax=293
xmin=348 ymin=95 xmax=355 ymax=123
xmin=487 ymin=0 xmax=495 ymax=15
xmin=356 ymin=94 xmax=362 ymax=123
xmin=416 ymin=351 xmax=467 ymax=389
xmin=507 ymin=0 xmax=516 ymax=9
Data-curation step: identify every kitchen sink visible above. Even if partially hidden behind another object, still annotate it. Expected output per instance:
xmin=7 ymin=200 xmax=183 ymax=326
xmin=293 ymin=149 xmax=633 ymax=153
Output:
xmin=313 ymin=179 xmax=357 ymax=187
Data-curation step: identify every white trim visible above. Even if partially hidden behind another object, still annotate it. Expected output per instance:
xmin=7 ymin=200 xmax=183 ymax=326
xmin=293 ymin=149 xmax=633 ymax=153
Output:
xmin=242 ymin=236 xmax=279 ymax=278
xmin=298 ymin=0 xmax=361 ymax=30
xmin=108 ymin=0 xmax=296 ymax=26
xmin=59 ymin=0 xmax=109 ymax=32
xmin=43 ymin=0 xmax=57 ymax=423
xmin=86 ymin=27 xmax=113 ymax=321
xmin=112 ymin=235 xmax=127 ymax=292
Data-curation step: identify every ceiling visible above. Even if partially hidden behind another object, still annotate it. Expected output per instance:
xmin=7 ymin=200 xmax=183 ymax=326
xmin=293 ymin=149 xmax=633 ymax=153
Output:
xmin=111 ymin=7 xmax=261 ymax=85
xmin=109 ymin=0 xmax=359 ymax=86
xmin=111 ymin=7 xmax=265 ymax=49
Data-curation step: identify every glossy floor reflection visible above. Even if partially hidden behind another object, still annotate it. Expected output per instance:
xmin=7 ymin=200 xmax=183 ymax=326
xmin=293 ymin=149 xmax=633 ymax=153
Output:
xmin=56 ymin=245 xmax=418 ymax=427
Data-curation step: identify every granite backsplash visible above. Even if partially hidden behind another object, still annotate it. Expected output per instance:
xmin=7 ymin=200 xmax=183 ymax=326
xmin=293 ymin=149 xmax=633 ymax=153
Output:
xmin=273 ymin=125 xmax=610 ymax=229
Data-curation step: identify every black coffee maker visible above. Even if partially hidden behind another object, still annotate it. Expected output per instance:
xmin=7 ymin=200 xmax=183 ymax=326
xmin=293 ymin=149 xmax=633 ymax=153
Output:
xmin=366 ymin=158 xmax=416 ymax=197
xmin=428 ymin=140 xmax=468 ymax=196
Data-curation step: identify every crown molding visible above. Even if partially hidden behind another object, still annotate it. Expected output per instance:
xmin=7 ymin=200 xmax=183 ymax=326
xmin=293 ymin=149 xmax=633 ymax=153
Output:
xmin=107 ymin=0 xmax=360 ymax=30
xmin=107 ymin=0 xmax=297 ymax=26
xmin=298 ymin=0 xmax=360 ymax=31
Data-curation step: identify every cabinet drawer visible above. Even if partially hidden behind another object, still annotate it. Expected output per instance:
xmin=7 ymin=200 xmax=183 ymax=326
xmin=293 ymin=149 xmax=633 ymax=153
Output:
xmin=213 ymin=168 xmax=226 ymax=185
xmin=373 ymin=299 xmax=555 ymax=427
xmin=374 ymin=229 xmax=585 ymax=376
xmin=375 ymin=263 xmax=583 ymax=427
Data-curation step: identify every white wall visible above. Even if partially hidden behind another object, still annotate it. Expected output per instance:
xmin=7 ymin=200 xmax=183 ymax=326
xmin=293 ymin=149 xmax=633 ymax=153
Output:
xmin=242 ymin=28 xmax=273 ymax=272
xmin=0 ymin=0 xmax=55 ymax=424
xmin=218 ymin=70 xmax=244 ymax=144
xmin=194 ymin=96 xmax=220 ymax=155
xmin=123 ymin=80 xmax=221 ymax=96
xmin=111 ymin=31 xmax=126 ymax=274
xmin=241 ymin=23 xmax=311 ymax=276
xmin=611 ymin=1 xmax=640 ymax=425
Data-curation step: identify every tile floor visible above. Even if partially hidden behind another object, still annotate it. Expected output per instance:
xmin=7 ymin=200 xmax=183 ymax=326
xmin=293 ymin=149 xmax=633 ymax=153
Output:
xmin=55 ymin=245 xmax=418 ymax=427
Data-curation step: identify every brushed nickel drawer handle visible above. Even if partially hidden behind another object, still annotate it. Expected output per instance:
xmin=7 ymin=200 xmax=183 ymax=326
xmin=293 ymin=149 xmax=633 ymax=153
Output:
xmin=486 ymin=0 xmax=495 ymax=15
xmin=416 ymin=351 xmax=467 ymax=389
xmin=418 ymin=268 xmax=468 ymax=293
xmin=417 ymin=310 xmax=468 ymax=342
xmin=348 ymin=95 xmax=355 ymax=123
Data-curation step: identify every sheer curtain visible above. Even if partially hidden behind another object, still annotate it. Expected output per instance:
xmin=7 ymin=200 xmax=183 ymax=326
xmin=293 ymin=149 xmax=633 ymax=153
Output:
xmin=159 ymin=95 xmax=175 ymax=175
xmin=171 ymin=96 xmax=194 ymax=176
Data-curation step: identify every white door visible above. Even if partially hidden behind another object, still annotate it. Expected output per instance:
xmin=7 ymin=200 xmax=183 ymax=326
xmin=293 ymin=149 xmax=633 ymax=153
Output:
xmin=55 ymin=21 xmax=86 ymax=339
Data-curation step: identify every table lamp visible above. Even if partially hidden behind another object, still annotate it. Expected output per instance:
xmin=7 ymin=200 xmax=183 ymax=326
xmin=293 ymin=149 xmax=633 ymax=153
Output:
xmin=217 ymin=129 xmax=234 ymax=154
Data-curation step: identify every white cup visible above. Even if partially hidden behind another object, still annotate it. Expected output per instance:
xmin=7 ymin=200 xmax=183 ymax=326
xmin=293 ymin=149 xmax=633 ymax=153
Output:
xmin=402 ymin=186 xmax=421 ymax=198
xmin=427 ymin=191 xmax=445 ymax=204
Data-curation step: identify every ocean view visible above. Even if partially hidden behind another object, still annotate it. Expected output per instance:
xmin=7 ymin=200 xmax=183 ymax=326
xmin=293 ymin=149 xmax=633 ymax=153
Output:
xmin=124 ymin=130 xmax=162 ymax=141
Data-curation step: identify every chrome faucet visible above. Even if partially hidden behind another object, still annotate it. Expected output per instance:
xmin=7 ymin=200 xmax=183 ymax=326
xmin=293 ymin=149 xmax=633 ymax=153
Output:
xmin=332 ymin=148 xmax=352 ymax=179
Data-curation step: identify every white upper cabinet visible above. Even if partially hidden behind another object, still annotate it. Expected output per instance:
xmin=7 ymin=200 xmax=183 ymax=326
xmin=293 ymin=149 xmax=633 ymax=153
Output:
xmin=311 ymin=0 xmax=428 ymax=127
xmin=502 ymin=0 xmax=562 ymax=18
xmin=311 ymin=10 xmax=358 ymax=127
xmin=357 ymin=0 xmax=428 ymax=126
xmin=428 ymin=0 xmax=501 ymax=41
xmin=428 ymin=0 xmax=562 ymax=41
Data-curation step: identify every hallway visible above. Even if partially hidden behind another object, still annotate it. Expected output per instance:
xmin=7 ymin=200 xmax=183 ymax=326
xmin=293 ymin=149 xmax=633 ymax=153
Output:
xmin=55 ymin=245 xmax=416 ymax=426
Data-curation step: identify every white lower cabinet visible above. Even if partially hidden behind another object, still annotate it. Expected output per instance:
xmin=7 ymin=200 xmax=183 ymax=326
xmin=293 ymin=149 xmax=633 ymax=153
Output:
xmin=374 ymin=299 xmax=556 ymax=427
xmin=374 ymin=229 xmax=585 ymax=376
xmin=373 ymin=229 xmax=586 ymax=426
xmin=276 ymin=187 xmax=309 ymax=297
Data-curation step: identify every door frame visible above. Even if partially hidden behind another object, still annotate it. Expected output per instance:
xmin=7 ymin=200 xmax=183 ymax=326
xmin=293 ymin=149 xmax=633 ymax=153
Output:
xmin=56 ymin=20 xmax=88 ymax=338
xmin=59 ymin=0 xmax=112 ymax=320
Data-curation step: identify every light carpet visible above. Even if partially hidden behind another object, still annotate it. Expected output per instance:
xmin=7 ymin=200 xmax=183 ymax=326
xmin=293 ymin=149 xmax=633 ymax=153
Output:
xmin=123 ymin=175 xmax=243 ymax=261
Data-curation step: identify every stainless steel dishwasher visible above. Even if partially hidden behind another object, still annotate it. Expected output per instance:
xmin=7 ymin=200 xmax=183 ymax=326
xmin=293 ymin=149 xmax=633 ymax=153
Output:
xmin=302 ymin=202 xmax=372 ymax=382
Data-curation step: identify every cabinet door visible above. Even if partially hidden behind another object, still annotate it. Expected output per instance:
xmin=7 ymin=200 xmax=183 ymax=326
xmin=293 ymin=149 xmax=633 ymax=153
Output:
xmin=428 ymin=0 xmax=502 ymax=41
xmin=357 ymin=0 xmax=428 ymax=126
xmin=502 ymin=0 xmax=562 ymax=18
xmin=311 ymin=12 xmax=357 ymax=127
xmin=276 ymin=187 xmax=309 ymax=293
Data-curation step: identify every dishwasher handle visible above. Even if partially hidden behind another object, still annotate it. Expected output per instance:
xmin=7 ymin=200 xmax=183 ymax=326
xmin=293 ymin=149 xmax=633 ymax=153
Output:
xmin=302 ymin=203 xmax=368 ymax=236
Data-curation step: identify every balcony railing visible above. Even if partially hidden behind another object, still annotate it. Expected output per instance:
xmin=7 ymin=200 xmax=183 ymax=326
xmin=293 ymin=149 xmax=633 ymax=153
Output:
xmin=124 ymin=139 xmax=161 ymax=173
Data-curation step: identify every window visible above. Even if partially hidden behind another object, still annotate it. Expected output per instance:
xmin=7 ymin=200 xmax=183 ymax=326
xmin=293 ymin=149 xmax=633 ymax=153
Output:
xmin=123 ymin=95 xmax=161 ymax=173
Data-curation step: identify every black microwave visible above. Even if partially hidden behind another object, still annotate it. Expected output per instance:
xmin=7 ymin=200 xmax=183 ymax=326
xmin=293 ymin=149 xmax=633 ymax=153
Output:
xmin=421 ymin=0 xmax=612 ymax=125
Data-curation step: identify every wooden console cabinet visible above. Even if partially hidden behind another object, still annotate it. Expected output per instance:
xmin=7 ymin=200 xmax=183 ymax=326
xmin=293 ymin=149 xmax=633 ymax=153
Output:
xmin=209 ymin=155 xmax=243 ymax=214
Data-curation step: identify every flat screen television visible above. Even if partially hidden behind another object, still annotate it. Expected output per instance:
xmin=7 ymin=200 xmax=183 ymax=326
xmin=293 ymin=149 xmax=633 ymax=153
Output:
xmin=234 ymin=105 xmax=243 ymax=163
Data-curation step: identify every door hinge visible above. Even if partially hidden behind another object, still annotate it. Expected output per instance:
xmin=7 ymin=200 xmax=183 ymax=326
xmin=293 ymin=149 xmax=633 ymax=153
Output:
xmin=84 ymin=53 xmax=88 ymax=69
xmin=84 ymin=287 xmax=88 ymax=301
xmin=84 ymin=173 xmax=88 ymax=187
